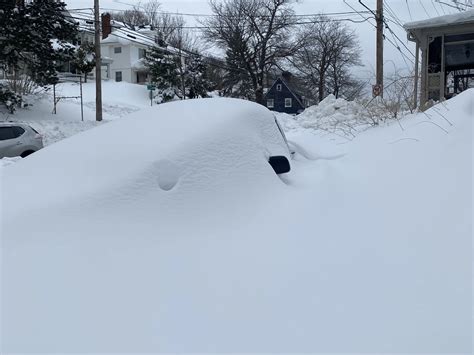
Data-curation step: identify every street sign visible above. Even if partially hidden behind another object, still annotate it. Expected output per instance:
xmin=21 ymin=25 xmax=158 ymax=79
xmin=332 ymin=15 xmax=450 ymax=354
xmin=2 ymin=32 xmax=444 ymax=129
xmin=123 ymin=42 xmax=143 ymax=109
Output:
xmin=372 ymin=84 xmax=382 ymax=97
xmin=147 ymin=84 xmax=156 ymax=106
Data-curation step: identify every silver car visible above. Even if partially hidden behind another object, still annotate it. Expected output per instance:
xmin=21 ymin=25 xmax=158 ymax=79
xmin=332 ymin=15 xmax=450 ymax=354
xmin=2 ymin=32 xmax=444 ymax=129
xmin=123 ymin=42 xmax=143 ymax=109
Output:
xmin=0 ymin=123 xmax=43 ymax=158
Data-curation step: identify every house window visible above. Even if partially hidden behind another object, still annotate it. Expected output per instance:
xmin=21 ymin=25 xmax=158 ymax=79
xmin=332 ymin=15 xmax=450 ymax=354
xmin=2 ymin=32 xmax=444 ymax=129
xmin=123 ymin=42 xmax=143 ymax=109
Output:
xmin=276 ymin=84 xmax=282 ymax=91
xmin=114 ymin=47 xmax=122 ymax=54
xmin=115 ymin=71 xmax=122 ymax=82
xmin=267 ymin=99 xmax=274 ymax=108
xmin=285 ymin=98 xmax=292 ymax=107
xmin=138 ymin=48 xmax=146 ymax=59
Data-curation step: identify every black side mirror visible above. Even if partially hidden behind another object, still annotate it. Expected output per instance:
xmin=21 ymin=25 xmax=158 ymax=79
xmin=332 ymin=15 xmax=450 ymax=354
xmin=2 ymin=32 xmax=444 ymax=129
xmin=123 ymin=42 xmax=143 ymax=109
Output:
xmin=268 ymin=156 xmax=290 ymax=174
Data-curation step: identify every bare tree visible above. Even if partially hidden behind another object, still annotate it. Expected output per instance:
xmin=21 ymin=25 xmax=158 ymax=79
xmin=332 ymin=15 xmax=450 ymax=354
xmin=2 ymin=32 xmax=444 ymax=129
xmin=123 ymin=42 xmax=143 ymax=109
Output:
xmin=112 ymin=0 xmax=188 ymax=47
xmin=290 ymin=16 xmax=362 ymax=103
xmin=202 ymin=0 xmax=298 ymax=104
xmin=112 ymin=7 xmax=149 ymax=28
xmin=142 ymin=0 xmax=161 ymax=27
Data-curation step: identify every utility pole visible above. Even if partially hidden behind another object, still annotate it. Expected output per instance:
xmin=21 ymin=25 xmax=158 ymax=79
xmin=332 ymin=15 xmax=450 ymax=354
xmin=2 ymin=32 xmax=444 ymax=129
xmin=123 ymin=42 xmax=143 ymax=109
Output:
xmin=94 ymin=0 xmax=103 ymax=121
xmin=376 ymin=0 xmax=384 ymax=97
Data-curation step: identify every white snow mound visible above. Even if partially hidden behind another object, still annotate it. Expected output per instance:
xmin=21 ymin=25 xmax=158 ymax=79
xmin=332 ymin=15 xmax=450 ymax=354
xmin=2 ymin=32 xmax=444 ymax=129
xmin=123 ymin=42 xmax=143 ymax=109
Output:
xmin=297 ymin=94 xmax=369 ymax=134
xmin=1 ymin=90 xmax=472 ymax=353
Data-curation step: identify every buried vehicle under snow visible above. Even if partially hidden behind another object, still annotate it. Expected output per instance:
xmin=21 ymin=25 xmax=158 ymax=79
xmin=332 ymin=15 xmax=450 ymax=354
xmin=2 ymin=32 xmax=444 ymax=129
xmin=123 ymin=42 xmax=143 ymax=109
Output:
xmin=3 ymin=98 xmax=292 ymax=213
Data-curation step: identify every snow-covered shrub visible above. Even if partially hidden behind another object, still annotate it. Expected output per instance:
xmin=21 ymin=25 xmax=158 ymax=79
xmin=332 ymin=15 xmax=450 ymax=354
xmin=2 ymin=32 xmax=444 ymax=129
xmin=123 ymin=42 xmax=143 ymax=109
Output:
xmin=5 ymin=74 xmax=40 ymax=96
xmin=0 ymin=84 xmax=22 ymax=114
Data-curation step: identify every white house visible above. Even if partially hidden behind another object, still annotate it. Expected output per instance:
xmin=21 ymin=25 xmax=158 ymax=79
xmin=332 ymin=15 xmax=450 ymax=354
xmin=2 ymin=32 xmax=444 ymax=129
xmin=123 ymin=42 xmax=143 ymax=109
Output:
xmin=66 ymin=12 xmax=183 ymax=85
xmin=100 ymin=19 xmax=156 ymax=84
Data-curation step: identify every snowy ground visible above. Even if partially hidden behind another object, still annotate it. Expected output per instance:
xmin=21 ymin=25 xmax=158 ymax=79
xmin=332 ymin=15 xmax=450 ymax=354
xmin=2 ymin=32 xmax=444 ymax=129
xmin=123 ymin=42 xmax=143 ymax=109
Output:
xmin=0 ymin=81 xmax=152 ymax=146
xmin=1 ymin=85 xmax=472 ymax=353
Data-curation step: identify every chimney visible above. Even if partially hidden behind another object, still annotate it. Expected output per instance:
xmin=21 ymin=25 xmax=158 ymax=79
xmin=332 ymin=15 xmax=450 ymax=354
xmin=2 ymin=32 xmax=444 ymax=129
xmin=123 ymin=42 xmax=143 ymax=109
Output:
xmin=101 ymin=13 xmax=111 ymax=40
xmin=282 ymin=71 xmax=292 ymax=83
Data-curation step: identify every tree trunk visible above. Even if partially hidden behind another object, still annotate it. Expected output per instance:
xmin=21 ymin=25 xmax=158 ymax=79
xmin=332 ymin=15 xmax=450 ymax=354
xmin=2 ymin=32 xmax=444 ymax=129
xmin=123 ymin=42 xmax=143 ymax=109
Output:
xmin=255 ymin=72 xmax=265 ymax=105
xmin=318 ymin=72 xmax=325 ymax=102
xmin=255 ymin=86 xmax=264 ymax=105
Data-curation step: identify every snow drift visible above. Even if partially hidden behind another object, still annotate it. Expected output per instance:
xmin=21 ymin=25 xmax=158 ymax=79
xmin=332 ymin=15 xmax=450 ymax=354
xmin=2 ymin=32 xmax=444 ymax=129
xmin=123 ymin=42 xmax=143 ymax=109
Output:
xmin=276 ymin=94 xmax=371 ymax=138
xmin=1 ymin=91 xmax=472 ymax=353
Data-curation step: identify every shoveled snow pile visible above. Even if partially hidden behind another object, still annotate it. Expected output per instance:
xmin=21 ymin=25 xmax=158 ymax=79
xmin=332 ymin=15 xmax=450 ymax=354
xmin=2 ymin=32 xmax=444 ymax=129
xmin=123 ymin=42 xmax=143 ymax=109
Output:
xmin=276 ymin=94 xmax=371 ymax=138
xmin=298 ymin=94 xmax=370 ymax=134
xmin=1 ymin=91 xmax=472 ymax=353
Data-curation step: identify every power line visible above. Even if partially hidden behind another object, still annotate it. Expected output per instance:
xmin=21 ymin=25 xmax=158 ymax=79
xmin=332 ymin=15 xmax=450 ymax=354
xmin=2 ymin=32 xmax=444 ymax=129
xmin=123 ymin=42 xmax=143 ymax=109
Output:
xmin=419 ymin=0 xmax=431 ymax=17
xmin=384 ymin=0 xmax=404 ymax=27
xmin=75 ymin=21 xmax=250 ymax=76
xmin=68 ymin=13 xmax=374 ymax=31
xmin=382 ymin=17 xmax=415 ymax=59
xmin=437 ymin=0 xmax=447 ymax=14
xmin=343 ymin=0 xmax=377 ymax=28
xmin=68 ymin=7 xmax=373 ymax=20
xmin=431 ymin=0 xmax=441 ymax=15
xmin=406 ymin=0 xmax=413 ymax=20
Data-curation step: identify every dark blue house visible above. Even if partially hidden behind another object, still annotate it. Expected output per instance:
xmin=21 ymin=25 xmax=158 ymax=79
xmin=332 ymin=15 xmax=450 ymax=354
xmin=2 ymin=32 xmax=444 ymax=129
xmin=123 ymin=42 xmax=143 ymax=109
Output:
xmin=265 ymin=77 xmax=306 ymax=114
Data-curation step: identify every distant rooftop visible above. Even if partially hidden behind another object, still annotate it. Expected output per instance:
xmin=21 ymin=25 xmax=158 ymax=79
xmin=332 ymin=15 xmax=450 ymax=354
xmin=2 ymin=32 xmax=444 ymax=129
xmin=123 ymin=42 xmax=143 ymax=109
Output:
xmin=404 ymin=9 xmax=474 ymax=30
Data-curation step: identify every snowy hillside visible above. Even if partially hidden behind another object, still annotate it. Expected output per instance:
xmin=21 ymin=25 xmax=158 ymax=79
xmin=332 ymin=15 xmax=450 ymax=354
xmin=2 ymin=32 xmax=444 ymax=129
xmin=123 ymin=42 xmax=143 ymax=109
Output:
xmin=1 ymin=89 xmax=472 ymax=353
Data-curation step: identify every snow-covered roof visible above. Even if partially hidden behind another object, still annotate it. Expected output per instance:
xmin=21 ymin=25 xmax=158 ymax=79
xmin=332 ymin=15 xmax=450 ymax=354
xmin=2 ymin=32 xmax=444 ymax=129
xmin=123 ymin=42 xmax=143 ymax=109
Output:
xmin=102 ymin=24 xmax=157 ymax=47
xmin=404 ymin=9 xmax=474 ymax=30
xmin=67 ymin=11 xmax=95 ymax=34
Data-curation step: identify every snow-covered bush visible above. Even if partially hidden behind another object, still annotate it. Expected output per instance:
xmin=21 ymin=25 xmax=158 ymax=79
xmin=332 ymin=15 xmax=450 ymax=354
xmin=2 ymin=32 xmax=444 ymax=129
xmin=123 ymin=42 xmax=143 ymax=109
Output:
xmin=0 ymin=83 xmax=22 ymax=114
xmin=5 ymin=74 xmax=40 ymax=96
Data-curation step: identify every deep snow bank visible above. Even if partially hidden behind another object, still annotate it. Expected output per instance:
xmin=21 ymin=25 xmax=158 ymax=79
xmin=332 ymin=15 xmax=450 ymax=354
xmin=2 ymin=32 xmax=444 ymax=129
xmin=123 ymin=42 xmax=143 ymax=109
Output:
xmin=298 ymin=94 xmax=369 ymax=132
xmin=276 ymin=94 xmax=371 ymax=137
xmin=1 ymin=91 xmax=472 ymax=353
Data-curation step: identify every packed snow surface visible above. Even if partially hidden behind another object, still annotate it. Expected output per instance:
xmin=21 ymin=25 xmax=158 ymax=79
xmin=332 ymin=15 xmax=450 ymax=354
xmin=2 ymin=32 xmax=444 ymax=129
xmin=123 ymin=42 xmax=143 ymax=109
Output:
xmin=1 ymin=91 xmax=472 ymax=353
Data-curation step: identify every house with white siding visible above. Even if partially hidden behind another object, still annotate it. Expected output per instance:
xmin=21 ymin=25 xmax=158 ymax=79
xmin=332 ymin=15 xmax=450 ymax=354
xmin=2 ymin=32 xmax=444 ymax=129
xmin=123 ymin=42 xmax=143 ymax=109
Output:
xmin=99 ymin=16 xmax=157 ymax=84
xmin=70 ymin=12 xmax=173 ymax=85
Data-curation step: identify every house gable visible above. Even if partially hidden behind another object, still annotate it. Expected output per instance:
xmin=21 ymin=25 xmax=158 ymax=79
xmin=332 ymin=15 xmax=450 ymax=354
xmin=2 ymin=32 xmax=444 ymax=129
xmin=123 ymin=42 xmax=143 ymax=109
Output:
xmin=265 ymin=78 xmax=305 ymax=114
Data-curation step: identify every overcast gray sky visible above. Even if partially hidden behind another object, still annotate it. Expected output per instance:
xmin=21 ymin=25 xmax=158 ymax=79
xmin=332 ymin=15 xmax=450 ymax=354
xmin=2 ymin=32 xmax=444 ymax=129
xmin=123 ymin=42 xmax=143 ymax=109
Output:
xmin=67 ymin=0 xmax=460 ymax=80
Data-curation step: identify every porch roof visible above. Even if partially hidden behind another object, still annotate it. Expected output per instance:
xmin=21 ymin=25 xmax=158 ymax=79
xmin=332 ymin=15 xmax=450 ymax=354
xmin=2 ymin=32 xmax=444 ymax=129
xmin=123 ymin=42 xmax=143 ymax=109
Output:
xmin=404 ymin=9 xmax=474 ymax=31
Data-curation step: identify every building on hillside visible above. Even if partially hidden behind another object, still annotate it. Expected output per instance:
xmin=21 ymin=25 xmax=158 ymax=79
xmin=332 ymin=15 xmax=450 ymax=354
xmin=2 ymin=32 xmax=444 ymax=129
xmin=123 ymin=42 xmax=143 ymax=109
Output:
xmin=265 ymin=75 xmax=307 ymax=114
xmin=404 ymin=10 xmax=474 ymax=108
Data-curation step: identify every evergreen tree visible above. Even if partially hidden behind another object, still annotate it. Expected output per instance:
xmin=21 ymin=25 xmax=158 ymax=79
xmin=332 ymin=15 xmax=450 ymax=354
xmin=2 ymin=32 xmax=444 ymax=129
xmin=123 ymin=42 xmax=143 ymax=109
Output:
xmin=224 ymin=45 xmax=254 ymax=100
xmin=72 ymin=42 xmax=96 ymax=83
xmin=145 ymin=46 xmax=180 ymax=103
xmin=184 ymin=55 xmax=212 ymax=99
xmin=0 ymin=0 xmax=78 ymax=86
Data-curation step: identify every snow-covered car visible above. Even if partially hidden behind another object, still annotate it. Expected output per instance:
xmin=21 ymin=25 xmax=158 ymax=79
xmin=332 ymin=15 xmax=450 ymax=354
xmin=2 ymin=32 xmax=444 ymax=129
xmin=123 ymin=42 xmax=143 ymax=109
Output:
xmin=3 ymin=97 xmax=292 ymax=229
xmin=0 ymin=122 xmax=43 ymax=158
xmin=3 ymin=98 xmax=291 ymax=198
xmin=3 ymin=99 xmax=294 ymax=351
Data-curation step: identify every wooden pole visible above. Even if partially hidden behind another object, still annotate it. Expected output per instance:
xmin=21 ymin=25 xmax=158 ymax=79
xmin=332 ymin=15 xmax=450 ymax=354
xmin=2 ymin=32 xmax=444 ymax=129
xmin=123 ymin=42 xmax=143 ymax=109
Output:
xmin=414 ymin=41 xmax=419 ymax=109
xmin=53 ymin=84 xmax=56 ymax=114
xmin=94 ymin=0 xmax=103 ymax=121
xmin=376 ymin=0 xmax=384 ymax=97
xmin=80 ymin=75 xmax=84 ymax=121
